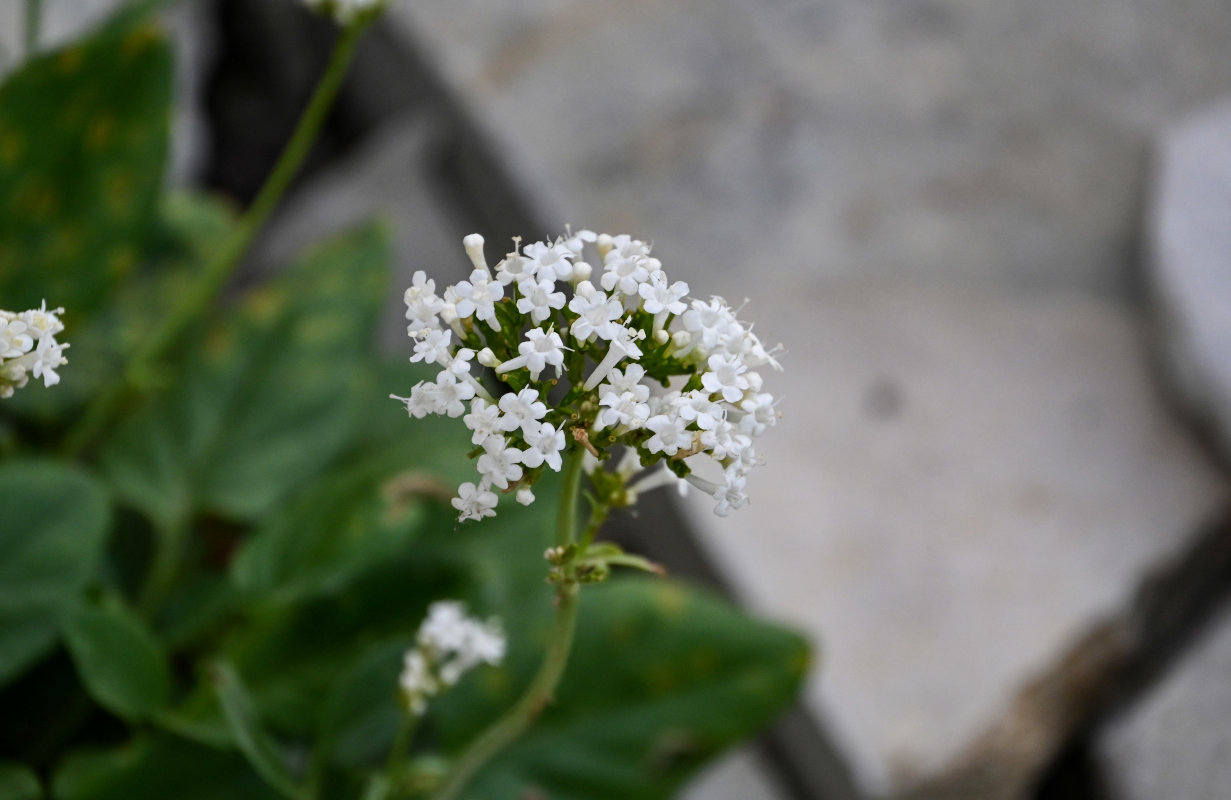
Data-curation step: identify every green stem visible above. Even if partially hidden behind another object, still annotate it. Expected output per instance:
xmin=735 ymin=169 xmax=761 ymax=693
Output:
xmin=139 ymin=515 xmax=189 ymax=617
xmin=429 ymin=447 xmax=587 ymax=800
xmin=383 ymin=713 xmax=418 ymax=785
xmin=62 ymin=19 xmax=370 ymax=459
xmin=24 ymin=0 xmax=41 ymax=58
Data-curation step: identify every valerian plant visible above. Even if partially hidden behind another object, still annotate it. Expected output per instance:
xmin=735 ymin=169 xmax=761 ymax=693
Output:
xmin=0 ymin=2 xmax=808 ymax=800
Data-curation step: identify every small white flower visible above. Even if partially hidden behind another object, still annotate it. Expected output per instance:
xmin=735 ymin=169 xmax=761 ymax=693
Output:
xmin=643 ymin=413 xmax=690 ymax=456
xmin=477 ymin=436 xmax=524 ymax=490
xmin=509 ymin=328 xmax=567 ymax=381
xmin=410 ymin=328 xmax=454 ymax=366
xmin=452 ymin=269 xmax=504 ymax=330
xmin=520 ymin=421 xmax=565 ymax=471
xmin=498 ymin=388 xmax=547 ymax=435
xmin=463 ymin=397 xmax=504 ymax=445
xmin=596 ymin=385 xmax=650 ymax=431
xmin=701 ymin=353 xmax=751 ymax=403
xmin=568 ymin=286 xmax=623 ymax=343
xmin=638 ymin=270 xmax=689 ymax=317
xmin=522 ymin=239 xmax=575 ymax=282
xmin=582 ymin=325 xmax=644 ymax=391
xmin=404 ymin=270 xmax=444 ymax=333
xmin=515 ymin=277 xmax=567 ymax=324
xmin=0 ymin=318 xmax=32 ymax=359
xmin=452 ymin=481 xmax=499 ymax=521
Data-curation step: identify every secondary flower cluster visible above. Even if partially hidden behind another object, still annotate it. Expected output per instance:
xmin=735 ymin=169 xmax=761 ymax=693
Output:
xmin=392 ymin=231 xmax=782 ymax=521
xmin=398 ymin=601 xmax=506 ymax=716
xmin=0 ymin=302 xmax=68 ymax=399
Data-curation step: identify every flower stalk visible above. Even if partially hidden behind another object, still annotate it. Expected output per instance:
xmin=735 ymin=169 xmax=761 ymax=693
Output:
xmin=428 ymin=447 xmax=587 ymax=800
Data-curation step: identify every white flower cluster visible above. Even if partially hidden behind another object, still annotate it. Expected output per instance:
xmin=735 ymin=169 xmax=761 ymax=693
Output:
xmin=398 ymin=601 xmax=506 ymax=716
xmin=393 ymin=231 xmax=782 ymax=521
xmin=301 ymin=0 xmax=386 ymax=24
xmin=0 ymin=302 xmax=68 ymax=399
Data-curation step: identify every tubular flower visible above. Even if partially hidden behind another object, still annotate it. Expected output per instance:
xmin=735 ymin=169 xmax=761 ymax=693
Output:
xmin=0 ymin=302 xmax=69 ymax=399
xmin=392 ymin=232 xmax=784 ymax=520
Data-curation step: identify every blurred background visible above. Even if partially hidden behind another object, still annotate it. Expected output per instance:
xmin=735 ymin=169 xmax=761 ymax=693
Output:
xmin=4 ymin=1 xmax=1231 ymax=798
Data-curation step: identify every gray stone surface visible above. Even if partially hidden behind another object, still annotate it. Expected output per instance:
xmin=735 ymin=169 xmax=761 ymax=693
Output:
xmin=1150 ymin=98 xmax=1231 ymax=464
xmin=391 ymin=0 xmax=1231 ymax=298
xmin=684 ymin=281 xmax=1226 ymax=797
xmin=679 ymin=746 xmax=785 ymax=800
xmin=1097 ymin=599 xmax=1231 ymax=800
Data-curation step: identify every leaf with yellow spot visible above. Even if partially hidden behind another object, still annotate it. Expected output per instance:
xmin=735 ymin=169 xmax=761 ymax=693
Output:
xmin=100 ymin=224 xmax=391 ymax=529
xmin=0 ymin=18 xmax=170 ymax=312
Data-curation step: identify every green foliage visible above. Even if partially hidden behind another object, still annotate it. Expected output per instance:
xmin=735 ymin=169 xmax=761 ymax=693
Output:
xmin=61 ymin=602 xmax=171 ymax=722
xmin=98 ymin=224 xmax=390 ymax=529
xmin=211 ymin=661 xmax=307 ymax=800
xmin=0 ymin=762 xmax=41 ymax=800
xmin=457 ymin=580 xmax=809 ymax=799
xmin=0 ymin=6 xmax=810 ymax=800
xmin=52 ymin=737 xmax=280 ymax=800
xmin=0 ymin=21 xmax=170 ymax=314
xmin=0 ymin=461 xmax=108 ymax=687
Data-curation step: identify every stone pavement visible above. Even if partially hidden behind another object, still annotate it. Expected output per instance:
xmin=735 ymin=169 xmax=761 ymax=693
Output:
xmin=379 ymin=1 xmax=1231 ymax=797
xmin=1096 ymin=596 xmax=1231 ymax=800
xmin=1149 ymin=98 xmax=1231 ymax=465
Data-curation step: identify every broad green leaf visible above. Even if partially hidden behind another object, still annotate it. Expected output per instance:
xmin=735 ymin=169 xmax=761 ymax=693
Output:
xmin=0 ymin=762 xmax=40 ymax=800
xmin=437 ymin=579 xmax=810 ymax=800
xmin=315 ymin=640 xmax=405 ymax=769
xmin=52 ymin=737 xmax=279 ymax=800
xmin=210 ymin=662 xmax=306 ymax=800
xmin=60 ymin=602 xmax=170 ymax=721
xmin=0 ymin=462 xmax=109 ymax=686
xmin=0 ymin=22 xmax=170 ymax=314
xmin=1 ymin=192 xmax=238 ymax=427
xmin=231 ymin=362 xmax=472 ymax=604
xmin=99 ymin=223 xmax=390 ymax=528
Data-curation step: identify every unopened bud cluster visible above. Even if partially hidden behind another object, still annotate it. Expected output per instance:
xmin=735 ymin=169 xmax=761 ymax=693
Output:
xmin=0 ymin=302 xmax=68 ymax=399
xmin=398 ymin=601 xmax=506 ymax=716
xmin=392 ymin=231 xmax=782 ymax=521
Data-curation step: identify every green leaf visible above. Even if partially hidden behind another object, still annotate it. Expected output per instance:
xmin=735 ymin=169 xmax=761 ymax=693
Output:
xmin=315 ymin=640 xmax=405 ymax=769
xmin=60 ymin=602 xmax=171 ymax=721
xmin=1 ymin=193 xmax=239 ymax=427
xmin=0 ymin=762 xmax=41 ymax=800
xmin=210 ymin=661 xmax=306 ymax=800
xmin=99 ymin=223 xmax=390 ymax=528
xmin=0 ymin=22 xmax=171 ymax=314
xmin=0 ymin=461 xmax=109 ymax=687
xmin=231 ymin=364 xmax=472 ymax=604
xmin=52 ymin=737 xmax=280 ymax=800
xmin=437 ymin=579 xmax=810 ymax=800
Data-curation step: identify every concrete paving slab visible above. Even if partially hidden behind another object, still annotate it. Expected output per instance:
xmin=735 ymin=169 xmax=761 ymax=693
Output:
xmin=682 ymin=280 xmax=1226 ymax=798
xmin=679 ymin=746 xmax=787 ymax=800
xmin=390 ymin=0 xmax=1231 ymax=298
xmin=1149 ymin=97 xmax=1231 ymax=464
xmin=1097 ymin=598 xmax=1231 ymax=800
